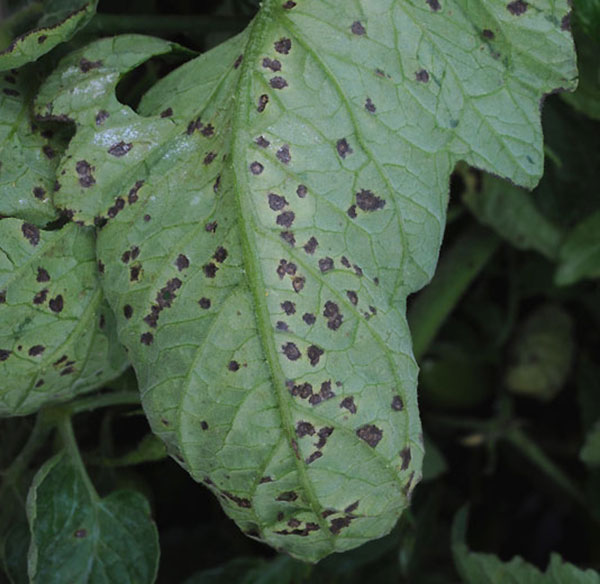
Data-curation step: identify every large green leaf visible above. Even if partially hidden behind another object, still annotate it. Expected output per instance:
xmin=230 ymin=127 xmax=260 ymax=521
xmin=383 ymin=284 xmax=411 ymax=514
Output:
xmin=26 ymin=451 xmax=159 ymax=584
xmin=0 ymin=218 xmax=128 ymax=416
xmin=452 ymin=507 xmax=600 ymax=583
xmin=0 ymin=66 xmax=61 ymax=226
xmin=0 ymin=0 xmax=98 ymax=72
xmin=34 ymin=0 xmax=576 ymax=561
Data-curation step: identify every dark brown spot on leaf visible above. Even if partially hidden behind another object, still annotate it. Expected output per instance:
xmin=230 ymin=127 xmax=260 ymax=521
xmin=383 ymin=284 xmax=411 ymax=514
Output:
xmin=259 ymin=476 xmax=273 ymax=484
xmin=270 ymin=76 xmax=288 ymax=89
xmin=140 ymin=332 xmax=153 ymax=345
xmin=203 ymin=152 xmax=217 ymax=165
xmin=124 ymin=304 xmax=133 ymax=319
xmin=274 ymin=38 xmax=292 ymax=54
xmin=0 ymin=349 xmax=11 ymax=361
xmin=307 ymin=345 xmax=324 ymax=366
xmin=365 ymin=97 xmax=376 ymax=113
xmin=400 ymin=447 xmax=411 ymax=470
xmin=330 ymin=516 xmax=354 ymax=535
xmin=203 ymin=263 xmax=218 ymax=278
xmin=296 ymin=184 xmax=307 ymax=198
xmin=2 ymin=88 xmax=19 ymax=97
xmin=507 ymin=0 xmax=527 ymax=14
xmin=33 ymin=186 xmax=46 ymax=199
xmin=160 ymin=107 xmax=173 ymax=118
xmin=262 ymin=58 xmax=282 ymax=72
xmin=356 ymin=189 xmax=385 ymax=211
xmin=282 ymin=342 xmax=301 ymax=360
xmin=482 ymin=28 xmax=495 ymax=39
xmin=280 ymin=231 xmax=296 ymax=246
xmin=49 ymin=295 xmax=63 ymax=313
xmin=303 ymin=237 xmax=318 ymax=254
xmin=426 ymin=0 xmax=441 ymax=10
xmin=336 ymin=138 xmax=353 ymax=159
xmin=0 ymin=291 xmax=5 ymax=303
xmin=108 ymin=141 xmax=132 ymax=157
xmin=346 ymin=290 xmax=358 ymax=305
xmin=276 ymin=144 xmax=291 ymax=164
xmin=79 ymin=58 xmax=102 ymax=72
xmin=319 ymin=257 xmax=334 ymax=273
xmin=22 ymin=223 xmax=40 ymax=246
xmin=323 ymin=301 xmax=343 ymax=330
xmin=306 ymin=451 xmax=322 ymax=464
xmin=415 ymin=69 xmax=429 ymax=82
xmin=561 ymin=13 xmax=571 ymax=30
xmin=75 ymin=160 xmax=95 ymax=188
xmin=175 ymin=254 xmax=189 ymax=271
xmin=302 ymin=313 xmax=316 ymax=325
xmin=200 ymin=421 xmax=208 ymax=430
xmin=351 ymin=21 xmax=366 ymax=35
xmin=282 ymin=0 xmax=296 ymax=7
xmin=198 ymin=297 xmax=211 ymax=309
xmin=28 ymin=345 xmax=45 ymax=356
xmin=33 ymin=288 xmax=48 ymax=305
xmin=38 ymin=35 xmax=47 ymax=43
xmin=296 ymin=421 xmax=315 ymax=437
xmin=228 ymin=360 xmax=240 ymax=371
xmin=347 ymin=205 xmax=357 ymax=218
xmin=276 ymin=320 xmax=288 ymax=331
xmin=281 ymin=300 xmax=296 ymax=315
xmin=356 ymin=424 xmax=383 ymax=447
xmin=320 ymin=381 xmax=335 ymax=400
xmin=205 ymin=221 xmax=217 ymax=233
xmin=268 ymin=193 xmax=288 ymax=210
xmin=256 ymin=135 xmax=270 ymax=148
xmin=130 ymin=265 xmax=141 ymax=281
xmin=95 ymin=110 xmax=109 ymax=125
xmin=292 ymin=276 xmax=305 ymax=292
xmin=234 ymin=54 xmax=243 ymax=68
xmin=201 ymin=124 xmax=215 ymax=137
xmin=214 ymin=247 xmax=228 ymax=262
xmin=36 ymin=267 xmax=50 ymax=282
xmin=276 ymin=491 xmax=298 ymax=502
xmin=223 ymin=492 xmax=251 ymax=508
xmin=257 ymin=94 xmax=269 ymax=112
xmin=276 ymin=211 xmax=295 ymax=227
xmin=250 ymin=161 xmax=264 ymax=175
xmin=391 ymin=395 xmax=404 ymax=411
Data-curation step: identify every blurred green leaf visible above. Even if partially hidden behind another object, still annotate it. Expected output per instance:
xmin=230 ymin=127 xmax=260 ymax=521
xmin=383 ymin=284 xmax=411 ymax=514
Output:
xmin=422 ymin=434 xmax=447 ymax=481
xmin=452 ymin=507 xmax=600 ymax=583
xmin=581 ymin=420 xmax=600 ymax=468
xmin=26 ymin=451 xmax=159 ymax=584
xmin=1 ymin=519 xmax=29 ymax=584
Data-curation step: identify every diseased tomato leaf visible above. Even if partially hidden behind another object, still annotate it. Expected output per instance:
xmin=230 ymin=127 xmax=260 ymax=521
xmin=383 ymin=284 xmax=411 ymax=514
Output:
xmin=33 ymin=0 xmax=576 ymax=561
xmin=0 ymin=219 xmax=128 ymax=416
xmin=0 ymin=0 xmax=97 ymax=72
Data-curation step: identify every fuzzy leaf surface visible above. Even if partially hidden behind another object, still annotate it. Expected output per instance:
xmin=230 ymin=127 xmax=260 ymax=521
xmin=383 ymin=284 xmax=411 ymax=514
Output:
xmin=26 ymin=451 xmax=159 ymax=584
xmin=0 ymin=219 xmax=127 ymax=416
xmin=0 ymin=0 xmax=97 ymax=72
xmin=35 ymin=0 xmax=576 ymax=561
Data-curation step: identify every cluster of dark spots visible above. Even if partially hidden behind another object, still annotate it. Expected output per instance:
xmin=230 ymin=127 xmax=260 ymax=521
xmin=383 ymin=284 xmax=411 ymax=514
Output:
xmin=175 ymin=254 xmax=189 ymax=271
xmin=187 ymin=118 xmax=201 ymax=135
xmin=276 ymin=320 xmax=288 ymax=331
xmin=97 ymin=260 xmax=105 ymax=274
xmin=292 ymin=276 xmax=305 ymax=292
xmin=276 ymin=491 xmax=298 ymax=502
xmin=250 ymin=161 xmax=264 ymax=175
xmin=262 ymin=58 xmax=282 ymax=72
xmin=32 ymin=186 xmax=46 ymax=200
xmin=296 ymin=421 xmax=315 ymax=437
xmin=323 ymin=301 xmax=343 ymax=330
xmin=234 ymin=54 xmax=244 ymax=68
xmin=347 ymin=204 xmax=357 ymax=219
xmin=75 ymin=160 xmax=95 ymax=188
xmin=95 ymin=109 xmax=109 ymax=125
xmin=507 ymin=0 xmax=528 ymax=14
xmin=330 ymin=516 xmax=354 ymax=535
xmin=276 ymin=144 xmax=291 ymax=164
xmin=22 ymin=223 xmax=40 ymax=246
xmin=213 ymin=247 xmax=228 ymax=263
xmin=282 ymin=342 xmax=301 ymax=360
xmin=336 ymin=138 xmax=353 ymax=159
xmin=268 ymin=193 xmax=288 ymax=210
xmin=274 ymin=38 xmax=292 ymax=54
xmin=108 ymin=142 xmax=132 ymax=157
xmin=302 ymin=312 xmax=316 ymax=325
xmin=144 ymin=278 xmax=182 ymax=327
xmin=203 ymin=151 xmax=217 ymax=165
xmin=205 ymin=221 xmax=217 ymax=233
xmin=107 ymin=197 xmax=125 ymax=219
xmin=160 ymin=107 xmax=173 ymax=118
xmin=312 ymin=427 xmax=333 ymax=450
xmin=415 ymin=69 xmax=430 ymax=83
xmin=49 ymin=295 xmax=63 ymax=313
xmin=351 ymin=21 xmax=366 ymax=35
xmin=281 ymin=300 xmax=296 ymax=315
xmin=282 ymin=0 xmax=297 ymax=8
xmin=276 ymin=211 xmax=295 ymax=227
xmin=228 ymin=360 xmax=240 ymax=372
xmin=79 ymin=58 xmax=102 ymax=72
xmin=426 ymin=0 xmax=441 ymax=10
xmin=303 ymin=237 xmax=318 ymax=255
xmin=128 ymin=180 xmax=144 ymax=204
xmin=203 ymin=262 xmax=218 ymax=278
xmin=400 ymin=447 xmax=411 ymax=470
xmin=2 ymin=88 xmax=19 ymax=97
xmin=257 ymin=94 xmax=269 ymax=112
xmin=319 ymin=257 xmax=334 ymax=273
xmin=356 ymin=424 xmax=383 ymax=447
xmin=256 ymin=135 xmax=270 ymax=148
xmin=198 ymin=297 xmax=211 ymax=309
xmin=140 ymin=332 xmax=153 ymax=345
xmin=277 ymin=259 xmax=297 ymax=279
xmin=280 ymin=231 xmax=296 ymax=246
xmin=223 ymin=491 xmax=252 ymax=508
xmin=340 ymin=396 xmax=357 ymax=414
xmin=42 ymin=144 xmax=56 ymax=160
xmin=129 ymin=264 xmax=141 ymax=281
xmin=289 ymin=381 xmax=313 ymax=399
xmin=36 ymin=267 xmax=50 ymax=282
xmin=270 ymin=76 xmax=288 ymax=90
xmin=482 ymin=28 xmax=495 ymax=39
xmin=391 ymin=395 xmax=404 ymax=411
xmin=0 ymin=349 xmax=11 ymax=361
xmin=561 ymin=12 xmax=571 ymax=30
xmin=200 ymin=421 xmax=209 ymax=430
xmin=275 ymin=522 xmax=319 ymax=537
xmin=307 ymin=344 xmax=324 ymax=366
xmin=259 ymin=476 xmax=273 ymax=484
xmin=33 ymin=288 xmax=48 ymax=305
xmin=123 ymin=304 xmax=133 ymax=319
xmin=346 ymin=290 xmax=358 ymax=305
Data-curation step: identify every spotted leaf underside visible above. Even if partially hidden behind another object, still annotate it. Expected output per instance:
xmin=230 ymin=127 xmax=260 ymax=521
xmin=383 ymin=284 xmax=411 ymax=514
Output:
xmin=34 ymin=0 xmax=575 ymax=562
xmin=0 ymin=219 xmax=128 ymax=415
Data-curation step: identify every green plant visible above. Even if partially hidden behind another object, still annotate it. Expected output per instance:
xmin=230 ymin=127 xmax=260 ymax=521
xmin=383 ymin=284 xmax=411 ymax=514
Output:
xmin=1 ymin=0 xmax=599 ymax=582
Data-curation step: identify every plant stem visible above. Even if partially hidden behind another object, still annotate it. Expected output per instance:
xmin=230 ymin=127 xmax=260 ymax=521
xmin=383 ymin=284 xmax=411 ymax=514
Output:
xmin=408 ymin=224 xmax=500 ymax=361
xmin=85 ymin=14 xmax=249 ymax=37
